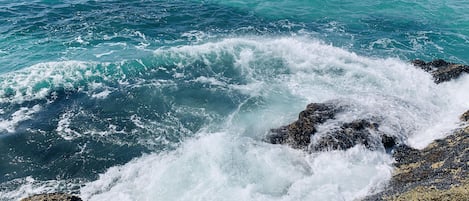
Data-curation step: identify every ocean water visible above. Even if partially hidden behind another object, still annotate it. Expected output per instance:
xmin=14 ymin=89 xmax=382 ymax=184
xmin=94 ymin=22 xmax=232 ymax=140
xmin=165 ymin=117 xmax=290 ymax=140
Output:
xmin=1 ymin=1 xmax=469 ymax=200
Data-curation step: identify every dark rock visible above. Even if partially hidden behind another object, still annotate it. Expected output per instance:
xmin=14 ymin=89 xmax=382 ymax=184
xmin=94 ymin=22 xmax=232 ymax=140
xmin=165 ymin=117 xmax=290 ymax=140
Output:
xmin=21 ymin=193 xmax=82 ymax=201
xmin=267 ymin=102 xmax=397 ymax=152
xmin=311 ymin=119 xmax=396 ymax=151
xmin=381 ymin=135 xmax=397 ymax=150
xmin=364 ymin=125 xmax=469 ymax=200
xmin=411 ymin=59 xmax=469 ymax=83
xmin=267 ymin=102 xmax=341 ymax=149
xmin=461 ymin=110 xmax=469 ymax=122
xmin=391 ymin=145 xmax=420 ymax=165
xmin=411 ymin=59 xmax=433 ymax=72
xmin=429 ymin=59 xmax=450 ymax=68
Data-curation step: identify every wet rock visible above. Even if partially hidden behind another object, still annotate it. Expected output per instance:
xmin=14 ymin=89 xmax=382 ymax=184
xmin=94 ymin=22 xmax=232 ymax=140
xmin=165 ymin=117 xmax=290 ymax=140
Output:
xmin=411 ymin=59 xmax=469 ymax=83
xmin=381 ymin=135 xmax=397 ymax=150
xmin=364 ymin=125 xmax=469 ymax=200
xmin=21 ymin=193 xmax=82 ymax=201
xmin=267 ymin=102 xmax=341 ymax=149
xmin=267 ymin=102 xmax=396 ymax=151
xmin=311 ymin=119 xmax=396 ymax=151
xmin=461 ymin=110 xmax=469 ymax=122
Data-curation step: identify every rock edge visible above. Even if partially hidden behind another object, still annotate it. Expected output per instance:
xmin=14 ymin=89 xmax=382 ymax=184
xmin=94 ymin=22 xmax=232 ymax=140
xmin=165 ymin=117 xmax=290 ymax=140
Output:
xmin=21 ymin=193 xmax=82 ymax=201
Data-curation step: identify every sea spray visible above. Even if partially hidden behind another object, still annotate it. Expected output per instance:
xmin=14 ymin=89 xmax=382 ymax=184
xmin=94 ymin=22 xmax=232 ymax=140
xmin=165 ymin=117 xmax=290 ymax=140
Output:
xmin=2 ymin=1 xmax=469 ymax=199
xmin=80 ymin=133 xmax=393 ymax=201
xmin=2 ymin=37 xmax=469 ymax=200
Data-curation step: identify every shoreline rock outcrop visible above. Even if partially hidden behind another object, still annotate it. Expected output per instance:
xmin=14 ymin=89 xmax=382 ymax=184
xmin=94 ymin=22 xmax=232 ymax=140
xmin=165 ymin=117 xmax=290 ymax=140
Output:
xmin=268 ymin=59 xmax=469 ymax=153
xmin=21 ymin=193 xmax=82 ymax=201
xmin=268 ymin=102 xmax=341 ymax=149
xmin=412 ymin=59 xmax=469 ymax=83
xmin=364 ymin=122 xmax=469 ymax=200
xmin=267 ymin=59 xmax=469 ymax=200
xmin=267 ymin=102 xmax=397 ymax=152
xmin=22 ymin=60 xmax=467 ymax=201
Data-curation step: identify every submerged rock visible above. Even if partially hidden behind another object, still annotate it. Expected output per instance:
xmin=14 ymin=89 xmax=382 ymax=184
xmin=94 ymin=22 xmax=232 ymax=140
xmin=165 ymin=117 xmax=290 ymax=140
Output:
xmin=267 ymin=102 xmax=396 ymax=152
xmin=364 ymin=125 xmax=469 ymax=200
xmin=411 ymin=59 xmax=469 ymax=83
xmin=21 ymin=193 xmax=82 ymax=201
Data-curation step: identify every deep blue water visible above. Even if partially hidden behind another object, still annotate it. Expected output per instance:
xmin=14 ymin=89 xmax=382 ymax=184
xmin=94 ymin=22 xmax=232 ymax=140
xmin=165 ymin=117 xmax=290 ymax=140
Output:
xmin=1 ymin=1 xmax=468 ymax=200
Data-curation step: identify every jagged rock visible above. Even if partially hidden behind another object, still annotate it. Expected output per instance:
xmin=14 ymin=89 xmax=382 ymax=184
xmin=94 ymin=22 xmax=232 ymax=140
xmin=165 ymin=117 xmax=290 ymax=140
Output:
xmin=267 ymin=102 xmax=396 ymax=151
xmin=21 ymin=193 xmax=82 ymax=201
xmin=311 ymin=119 xmax=396 ymax=151
xmin=411 ymin=59 xmax=469 ymax=83
xmin=381 ymin=135 xmax=397 ymax=150
xmin=364 ymin=125 xmax=469 ymax=200
xmin=461 ymin=110 xmax=469 ymax=122
xmin=267 ymin=102 xmax=341 ymax=149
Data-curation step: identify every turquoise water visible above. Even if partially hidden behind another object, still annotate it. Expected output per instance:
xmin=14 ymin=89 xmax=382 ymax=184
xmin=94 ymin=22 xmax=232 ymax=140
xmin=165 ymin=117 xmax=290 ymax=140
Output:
xmin=1 ymin=1 xmax=469 ymax=200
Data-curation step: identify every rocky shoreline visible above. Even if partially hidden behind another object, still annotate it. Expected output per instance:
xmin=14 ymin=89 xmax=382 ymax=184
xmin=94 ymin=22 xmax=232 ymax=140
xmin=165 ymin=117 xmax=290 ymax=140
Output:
xmin=364 ymin=119 xmax=469 ymax=200
xmin=22 ymin=60 xmax=468 ymax=201
xmin=266 ymin=59 xmax=469 ymax=200
xmin=20 ymin=193 xmax=82 ymax=201
xmin=267 ymin=104 xmax=468 ymax=200
xmin=267 ymin=101 xmax=398 ymax=152
xmin=411 ymin=59 xmax=469 ymax=84
xmin=364 ymin=60 xmax=469 ymax=200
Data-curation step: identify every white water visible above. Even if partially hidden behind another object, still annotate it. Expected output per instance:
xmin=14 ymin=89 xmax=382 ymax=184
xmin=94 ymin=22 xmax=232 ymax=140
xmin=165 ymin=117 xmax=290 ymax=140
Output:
xmin=79 ymin=37 xmax=469 ymax=201
xmin=4 ymin=36 xmax=469 ymax=200
xmin=0 ymin=105 xmax=41 ymax=133
xmin=80 ymin=133 xmax=393 ymax=201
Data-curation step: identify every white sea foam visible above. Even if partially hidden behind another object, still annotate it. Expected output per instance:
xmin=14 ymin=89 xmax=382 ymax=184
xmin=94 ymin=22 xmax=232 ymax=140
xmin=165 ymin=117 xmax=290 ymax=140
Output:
xmin=0 ymin=177 xmax=83 ymax=201
xmin=0 ymin=61 xmax=94 ymax=104
xmin=91 ymin=89 xmax=112 ymax=99
xmin=407 ymin=75 xmax=469 ymax=148
xmin=194 ymin=76 xmax=226 ymax=86
xmin=56 ymin=110 xmax=82 ymax=140
xmin=0 ymin=105 xmax=42 ymax=133
xmin=3 ymin=36 xmax=469 ymax=200
xmin=154 ymin=37 xmax=469 ymax=144
xmin=80 ymin=133 xmax=393 ymax=201
xmin=75 ymin=36 xmax=469 ymax=200
xmin=181 ymin=30 xmax=209 ymax=43
xmin=95 ymin=50 xmax=115 ymax=58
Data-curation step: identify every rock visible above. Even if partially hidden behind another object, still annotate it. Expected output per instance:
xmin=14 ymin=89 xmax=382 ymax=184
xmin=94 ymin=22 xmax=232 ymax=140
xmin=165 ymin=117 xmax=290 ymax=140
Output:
xmin=364 ymin=125 xmax=469 ymax=200
xmin=381 ymin=135 xmax=397 ymax=150
xmin=267 ymin=102 xmax=397 ymax=151
xmin=267 ymin=102 xmax=341 ymax=149
xmin=411 ymin=59 xmax=433 ymax=72
xmin=411 ymin=59 xmax=469 ymax=83
xmin=461 ymin=110 xmax=469 ymax=122
xmin=380 ymin=183 xmax=469 ymax=201
xmin=311 ymin=119 xmax=396 ymax=152
xmin=21 ymin=193 xmax=82 ymax=201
